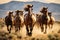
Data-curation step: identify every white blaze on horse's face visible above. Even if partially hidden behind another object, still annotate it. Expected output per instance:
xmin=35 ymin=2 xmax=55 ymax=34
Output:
xmin=28 ymin=8 xmax=33 ymax=14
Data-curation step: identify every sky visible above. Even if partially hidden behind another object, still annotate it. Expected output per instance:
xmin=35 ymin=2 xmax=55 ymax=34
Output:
xmin=0 ymin=0 xmax=60 ymax=4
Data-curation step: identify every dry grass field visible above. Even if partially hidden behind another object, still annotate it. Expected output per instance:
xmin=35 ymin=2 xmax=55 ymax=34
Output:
xmin=0 ymin=18 xmax=60 ymax=40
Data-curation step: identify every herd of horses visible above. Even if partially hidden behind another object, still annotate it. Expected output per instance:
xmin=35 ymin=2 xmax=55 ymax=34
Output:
xmin=5 ymin=4 xmax=55 ymax=36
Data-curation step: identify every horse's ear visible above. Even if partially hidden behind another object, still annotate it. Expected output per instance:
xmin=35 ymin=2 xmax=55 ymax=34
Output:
xmin=32 ymin=5 xmax=33 ymax=7
xmin=40 ymin=11 xmax=41 ymax=12
xmin=12 ymin=12 xmax=13 ymax=14
xmin=47 ymin=7 xmax=48 ymax=9
xmin=24 ymin=7 xmax=29 ymax=11
xmin=40 ymin=10 xmax=43 ymax=13
xmin=51 ymin=12 xmax=52 ymax=13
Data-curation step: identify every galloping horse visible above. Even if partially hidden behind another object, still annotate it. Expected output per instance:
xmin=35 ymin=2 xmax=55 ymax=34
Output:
xmin=5 ymin=11 xmax=13 ymax=33
xmin=24 ymin=4 xmax=36 ymax=36
xmin=48 ymin=12 xmax=55 ymax=29
xmin=36 ymin=13 xmax=42 ymax=28
xmin=19 ymin=10 xmax=24 ymax=27
xmin=14 ymin=10 xmax=24 ymax=32
xmin=40 ymin=7 xmax=50 ymax=33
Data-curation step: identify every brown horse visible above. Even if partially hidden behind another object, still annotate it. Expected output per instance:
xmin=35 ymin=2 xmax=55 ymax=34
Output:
xmin=40 ymin=7 xmax=50 ymax=33
xmin=14 ymin=10 xmax=24 ymax=32
xmin=5 ymin=11 xmax=13 ymax=33
xmin=24 ymin=4 xmax=36 ymax=36
xmin=19 ymin=10 xmax=24 ymax=27
xmin=36 ymin=13 xmax=42 ymax=28
xmin=48 ymin=12 xmax=55 ymax=29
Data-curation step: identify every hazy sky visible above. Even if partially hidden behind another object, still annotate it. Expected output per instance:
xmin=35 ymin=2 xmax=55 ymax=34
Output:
xmin=0 ymin=0 xmax=60 ymax=4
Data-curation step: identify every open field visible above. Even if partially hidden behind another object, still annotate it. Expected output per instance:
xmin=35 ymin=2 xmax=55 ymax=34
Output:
xmin=0 ymin=19 xmax=60 ymax=40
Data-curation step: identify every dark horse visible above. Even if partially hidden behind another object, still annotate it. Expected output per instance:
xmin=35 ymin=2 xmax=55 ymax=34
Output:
xmin=24 ymin=4 xmax=36 ymax=36
xmin=40 ymin=7 xmax=50 ymax=34
xmin=14 ymin=10 xmax=23 ymax=32
xmin=5 ymin=11 xmax=13 ymax=33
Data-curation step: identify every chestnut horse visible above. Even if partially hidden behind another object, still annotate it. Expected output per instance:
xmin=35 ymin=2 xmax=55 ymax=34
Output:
xmin=24 ymin=4 xmax=36 ymax=36
xmin=14 ymin=10 xmax=24 ymax=32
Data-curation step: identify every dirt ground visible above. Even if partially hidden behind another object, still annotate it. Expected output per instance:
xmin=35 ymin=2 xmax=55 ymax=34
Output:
xmin=0 ymin=21 xmax=60 ymax=40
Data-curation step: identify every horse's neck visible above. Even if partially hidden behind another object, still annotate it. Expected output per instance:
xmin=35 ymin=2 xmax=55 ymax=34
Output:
xmin=28 ymin=8 xmax=32 ymax=14
xmin=27 ymin=13 xmax=32 ymax=17
xmin=49 ymin=16 xmax=51 ymax=19
xmin=8 ymin=15 xmax=12 ymax=20
xmin=8 ymin=15 xmax=11 ymax=17
xmin=15 ymin=15 xmax=20 ymax=19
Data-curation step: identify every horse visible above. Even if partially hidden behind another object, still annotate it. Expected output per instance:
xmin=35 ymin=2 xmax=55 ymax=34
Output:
xmin=40 ymin=7 xmax=50 ymax=33
xmin=24 ymin=4 xmax=36 ymax=36
xmin=5 ymin=11 xmax=13 ymax=33
xmin=48 ymin=12 xmax=55 ymax=29
xmin=36 ymin=13 xmax=42 ymax=28
xmin=19 ymin=10 xmax=24 ymax=27
xmin=14 ymin=10 xmax=24 ymax=32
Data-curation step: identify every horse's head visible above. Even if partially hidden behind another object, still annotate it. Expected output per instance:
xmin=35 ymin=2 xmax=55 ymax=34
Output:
xmin=19 ymin=10 xmax=24 ymax=15
xmin=24 ymin=4 xmax=33 ymax=11
xmin=40 ymin=7 xmax=48 ymax=14
xmin=15 ymin=10 xmax=20 ymax=13
xmin=48 ymin=12 xmax=52 ymax=17
xmin=8 ymin=11 xmax=13 ymax=17
xmin=15 ymin=10 xmax=22 ymax=16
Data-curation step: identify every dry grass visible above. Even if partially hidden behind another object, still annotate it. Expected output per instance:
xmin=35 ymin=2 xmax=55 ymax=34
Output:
xmin=0 ymin=19 xmax=60 ymax=40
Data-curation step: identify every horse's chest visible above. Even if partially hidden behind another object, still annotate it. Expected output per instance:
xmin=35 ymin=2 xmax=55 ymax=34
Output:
xmin=7 ymin=17 xmax=12 ymax=22
xmin=5 ymin=16 xmax=12 ymax=25
xmin=42 ymin=16 xmax=48 ymax=20
xmin=15 ymin=17 xmax=21 ymax=23
xmin=27 ymin=15 xmax=32 ymax=21
xmin=25 ymin=15 xmax=32 ymax=24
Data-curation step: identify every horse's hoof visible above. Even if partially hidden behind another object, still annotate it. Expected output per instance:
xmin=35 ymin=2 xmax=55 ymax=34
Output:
xmin=41 ymin=31 xmax=43 ymax=32
xmin=29 ymin=32 xmax=32 ymax=36
xmin=9 ymin=31 xmax=11 ymax=33
xmin=26 ymin=32 xmax=32 ymax=36
xmin=41 ymin=30 xmax=43 ymax=32
xmin=26 ymin=32 xmax=29 ymax=36
xmin=15 ymin=30 xmax=18 ymax=32
xmin=31 ymin=38 xmax=35 ymax=40
xmin=44 ymin=32 xmax=46 ymax=34
xmin=17 ymin=36 xmax=22 ymax=39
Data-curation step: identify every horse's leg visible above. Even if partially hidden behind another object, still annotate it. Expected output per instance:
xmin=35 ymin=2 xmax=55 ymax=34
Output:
xmin=44 ymin=25 xmax=47 ymax=34
xmin=18 ymin=25 xmax=20 ymax=32
xmin=19 ymin=26 xmax=20 ymax=31
xmin=39 ymin=23 xmax=41 ymax=29
xmin=51 ymin=24 xmax=53 ymax=29
xmin=29 ymin=24 xmax=33 ymax=36
xmin=15 ymin=26 xmax=18 ymax=32
xmin=48 ymin=23 xmax=53 ymax=29
xmin=9 ymin=25 xmax=12 ymax=33
xmin=48 ymin=24 xmax=50 ymax=29
xmin=26 ymin=25 xmax=29 ymax=35
xmin=41 ymin=24 xmax=44 ymax=32
xmin=7 ymin=25 xmax=10 ymax=32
